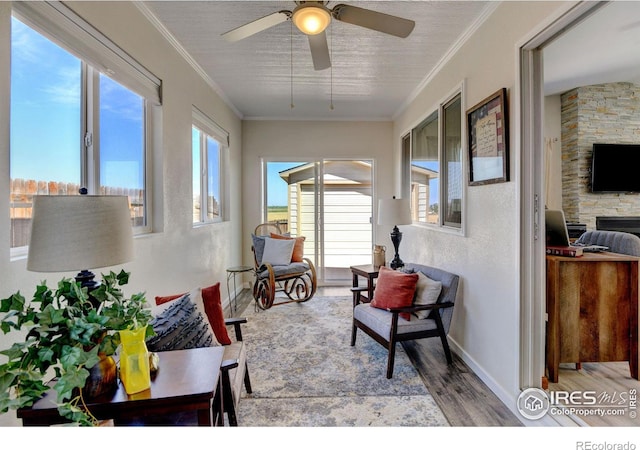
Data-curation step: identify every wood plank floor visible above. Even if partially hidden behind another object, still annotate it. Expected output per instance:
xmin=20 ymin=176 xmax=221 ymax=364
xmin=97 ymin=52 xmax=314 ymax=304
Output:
xmin=402 ymin=339 xmax=522 ymax=426
xmin=232 ymin=286 xmax=522 ymax=426
xmin=233 ymin=286 xmax=640 ymax=427
xmin=548 ymin=362 xmax=640 ymax=426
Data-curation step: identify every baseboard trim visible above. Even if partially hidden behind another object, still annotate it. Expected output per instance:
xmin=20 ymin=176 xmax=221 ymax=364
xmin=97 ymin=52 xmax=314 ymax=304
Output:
xmin=222 ymin=281 xmax=250 ymax=312
xmin=447 ymin=336 xmax=568 ymax=427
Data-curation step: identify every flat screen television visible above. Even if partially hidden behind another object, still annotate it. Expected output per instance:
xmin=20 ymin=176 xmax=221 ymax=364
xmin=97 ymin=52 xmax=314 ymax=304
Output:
xmin=591 ymin=143 xmax=640 ymax=193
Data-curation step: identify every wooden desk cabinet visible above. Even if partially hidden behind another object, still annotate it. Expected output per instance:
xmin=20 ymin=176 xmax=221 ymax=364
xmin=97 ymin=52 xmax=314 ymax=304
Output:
xmin=546 ymin=252 xmax=639 ymax=383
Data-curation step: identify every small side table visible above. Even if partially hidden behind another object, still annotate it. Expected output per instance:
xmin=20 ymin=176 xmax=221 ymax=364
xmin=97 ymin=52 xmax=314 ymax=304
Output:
xmin=226 ymin=266 xmax=253 ymax=314
xmin=350 ymin=264 xmax=380 ymax=303
xmin=17 ymin=347 xmax=225 ymax=426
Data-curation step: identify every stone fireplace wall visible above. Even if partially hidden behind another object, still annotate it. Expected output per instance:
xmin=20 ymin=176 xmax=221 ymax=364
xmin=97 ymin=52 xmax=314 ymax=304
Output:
xmin=561 ymin=82 xmax=640 ymax=229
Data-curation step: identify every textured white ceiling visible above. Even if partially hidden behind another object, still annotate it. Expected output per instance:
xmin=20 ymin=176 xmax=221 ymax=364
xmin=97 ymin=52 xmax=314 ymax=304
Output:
xmin=141 ymin=1 xmax=491 ymax=120
xmin=543 ymin=1 xmax=640 ymax=96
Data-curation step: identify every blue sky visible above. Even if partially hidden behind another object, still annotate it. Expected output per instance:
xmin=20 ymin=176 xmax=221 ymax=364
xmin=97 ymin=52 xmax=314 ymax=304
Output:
xmin=266 ymin=162 xmax=302 ymax=206
xmin=192 ymin=129 xmax=221 ymax=200
xmin=10 ymin=17 xmax=81 ymax=184
xmin=11 ymin=17 xmax=144 ymax=191
xmin=414 ymin=160 xmax=440 ymax=207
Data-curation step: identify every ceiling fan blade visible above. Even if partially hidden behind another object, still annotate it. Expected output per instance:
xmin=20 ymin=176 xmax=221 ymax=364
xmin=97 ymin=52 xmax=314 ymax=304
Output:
xmin=222 ymin=11 xmax=290 ymax=42
xmin=332 ymin=4 xmax=415 ymax=38
xmin=308 ymin=32 xmax=331 ymax=71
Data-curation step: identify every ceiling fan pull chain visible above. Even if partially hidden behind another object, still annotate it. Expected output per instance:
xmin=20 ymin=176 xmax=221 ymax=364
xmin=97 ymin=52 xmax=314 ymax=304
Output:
xmin=290 ymin=19 xmax=295 ymax=109
xmin=330 ymin=21 xmax=334 ymax=111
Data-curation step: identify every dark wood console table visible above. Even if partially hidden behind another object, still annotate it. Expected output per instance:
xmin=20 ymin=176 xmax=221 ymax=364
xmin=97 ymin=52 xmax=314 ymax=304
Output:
xmin=546 ymin=251 xmax=639 ymax=383
xmin=17 ymin=346 xmax=225 ymax=426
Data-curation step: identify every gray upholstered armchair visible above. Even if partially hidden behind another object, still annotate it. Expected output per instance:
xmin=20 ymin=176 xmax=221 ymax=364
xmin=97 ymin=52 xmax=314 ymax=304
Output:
xmin=351 ymin=263 xmax=460 ymax=378
xmin=575 ymin=230 xmax=640 ymax=256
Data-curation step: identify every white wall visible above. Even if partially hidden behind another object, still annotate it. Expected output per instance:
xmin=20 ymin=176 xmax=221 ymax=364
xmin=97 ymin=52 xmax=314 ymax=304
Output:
xmin=0 ymin=1 xmax=243 ymax=425
xmin=393 ymin=1 xmax=573 ymax=414
xmin=241 ymin=120 xmax=394 ymax=273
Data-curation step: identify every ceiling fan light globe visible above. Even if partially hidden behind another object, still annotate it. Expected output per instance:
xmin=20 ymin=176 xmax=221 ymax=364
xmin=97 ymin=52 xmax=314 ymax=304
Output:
xmin=292 ymin=4 xmax=331 ymax=35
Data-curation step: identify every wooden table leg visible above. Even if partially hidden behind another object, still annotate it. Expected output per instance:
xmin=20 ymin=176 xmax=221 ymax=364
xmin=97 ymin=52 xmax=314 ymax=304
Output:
xmin=352 ymin=272 xmax=359 ymax=304
xmin=546 ymin=259 xmax=560 ymax=383
xmin=367 ymin=274 xmax=375 ymax=301
xmin=630 ymin=261 xmax=639 ymax=380
xmin=197 ymin=407 xmax=213 ymax=426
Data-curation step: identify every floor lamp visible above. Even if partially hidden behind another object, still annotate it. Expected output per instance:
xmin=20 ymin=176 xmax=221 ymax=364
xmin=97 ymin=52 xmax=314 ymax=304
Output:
xmin=377 ymin=197 xmax=412 ymax=269
xmin=27 ymin=195 xmax=134 ymax=296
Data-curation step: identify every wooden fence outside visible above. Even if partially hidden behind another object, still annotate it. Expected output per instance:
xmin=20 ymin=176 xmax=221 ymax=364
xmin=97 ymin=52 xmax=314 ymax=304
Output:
xmin=10 ymin=178 xmax=145 ymax=248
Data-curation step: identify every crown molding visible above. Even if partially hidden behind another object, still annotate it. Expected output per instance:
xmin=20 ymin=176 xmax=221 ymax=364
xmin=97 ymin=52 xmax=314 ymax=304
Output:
xmin=393 ymin=1 xmax=500 ymax=120
xmin=133 ymin=2 xmax=244 ymax=119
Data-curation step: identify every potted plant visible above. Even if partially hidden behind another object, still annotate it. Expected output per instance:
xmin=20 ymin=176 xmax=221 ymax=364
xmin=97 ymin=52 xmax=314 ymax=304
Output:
xmin=0 ymin=270 xmax=154 ymax=426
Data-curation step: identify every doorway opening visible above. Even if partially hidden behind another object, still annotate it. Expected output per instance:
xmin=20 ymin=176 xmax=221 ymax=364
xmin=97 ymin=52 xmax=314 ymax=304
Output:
xmin=521 ymin=1 xmax=640 ymax=426
xmin=264 ymin=159 xmax=373 ymax=284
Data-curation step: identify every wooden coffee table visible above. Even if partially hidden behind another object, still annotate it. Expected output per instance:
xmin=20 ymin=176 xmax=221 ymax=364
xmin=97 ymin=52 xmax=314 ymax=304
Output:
xmin=17 ymin=346 xmax=225 ymax=426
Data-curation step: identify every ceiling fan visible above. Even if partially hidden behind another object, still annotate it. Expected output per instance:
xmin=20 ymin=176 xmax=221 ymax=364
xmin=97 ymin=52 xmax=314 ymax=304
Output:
xmin=222 ymin=1 xmax=415 ymax=71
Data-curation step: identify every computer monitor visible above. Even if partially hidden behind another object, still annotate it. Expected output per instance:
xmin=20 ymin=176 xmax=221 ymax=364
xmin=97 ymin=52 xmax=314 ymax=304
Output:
xmin=545 ymin=209 xmax=571 ymax=247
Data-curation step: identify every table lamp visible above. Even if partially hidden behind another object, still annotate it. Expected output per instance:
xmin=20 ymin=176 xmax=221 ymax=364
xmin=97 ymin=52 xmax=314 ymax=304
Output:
xmin=27 ymin=194 xmax=134 ymax=293
xmin=378 ymin=197 xmax=411 ymax=269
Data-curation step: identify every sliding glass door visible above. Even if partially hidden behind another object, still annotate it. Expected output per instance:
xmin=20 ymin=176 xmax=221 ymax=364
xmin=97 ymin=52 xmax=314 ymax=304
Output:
xmin=264 ymin=159 xmax=373 ymax=284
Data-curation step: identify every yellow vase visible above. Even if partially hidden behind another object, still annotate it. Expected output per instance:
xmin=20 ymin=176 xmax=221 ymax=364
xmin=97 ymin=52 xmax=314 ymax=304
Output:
xmin=119 ymin=326 xmax=151 ymax=394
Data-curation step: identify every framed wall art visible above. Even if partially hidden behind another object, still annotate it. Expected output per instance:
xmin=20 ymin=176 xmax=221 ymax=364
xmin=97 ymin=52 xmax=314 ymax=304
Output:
xmin=467 ymin=88 xmax=509 ymax=186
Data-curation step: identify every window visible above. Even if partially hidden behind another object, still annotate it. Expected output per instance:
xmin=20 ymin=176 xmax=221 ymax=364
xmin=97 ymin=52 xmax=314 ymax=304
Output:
xmin=192 ymin=108 xmax=227 ymax=224
xmin=10 ymin=3 xmax=161 ymax=252
xmin=406 ymin=91 xmax=463 ymax=229
xmin=99 ymin=74 xmax=146 ymax=226
xmin=411 ymin=112 xmax=439 ymax=224
xmin=10 ymin=17 xmax=82 ymax=249
xmin=442 ymin=95 xmax=463 ymax=227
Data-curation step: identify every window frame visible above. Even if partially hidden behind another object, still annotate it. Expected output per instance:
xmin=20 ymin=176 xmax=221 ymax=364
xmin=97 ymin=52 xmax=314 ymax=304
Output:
xmin=12 ymin=2 xmax=161 ymax=103
xmin=192 ymin=107 xmax=228 ymax=226
xmin=409 ymin=110 xmax=439 ymax=225
xmin=10 ymin=4 xmax=160 ymax=258
xmin=404 ymin=84 xmax=466 ymax=235
xmin=441 ymin=94 xmax=463 ymax=229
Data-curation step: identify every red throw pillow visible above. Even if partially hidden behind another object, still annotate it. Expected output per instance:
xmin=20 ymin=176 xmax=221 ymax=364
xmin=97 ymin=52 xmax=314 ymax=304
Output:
xmin=270 ymin=233 xmax=305 ymax=262
xmin=201 ymin=282 xmax=231 ymax=345
xmin=155 ymin=293 xmax=183 ymax=306
xmin=370 ymin=266 xmax=419 ymax=320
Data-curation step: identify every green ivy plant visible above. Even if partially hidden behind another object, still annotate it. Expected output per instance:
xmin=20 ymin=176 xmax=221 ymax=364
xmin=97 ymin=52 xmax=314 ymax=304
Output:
xmin=0 ymin=270 xmax=154 ymax=426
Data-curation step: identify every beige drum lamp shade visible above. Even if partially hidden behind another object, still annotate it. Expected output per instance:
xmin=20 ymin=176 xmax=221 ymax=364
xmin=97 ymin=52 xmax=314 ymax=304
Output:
xmin=27 ymin=195 xmax=134 ymax=274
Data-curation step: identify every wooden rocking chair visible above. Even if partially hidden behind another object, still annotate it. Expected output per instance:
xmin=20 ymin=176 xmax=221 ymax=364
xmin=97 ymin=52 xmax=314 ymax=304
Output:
xmin=251 ymin=223 xmax=317 ymax=309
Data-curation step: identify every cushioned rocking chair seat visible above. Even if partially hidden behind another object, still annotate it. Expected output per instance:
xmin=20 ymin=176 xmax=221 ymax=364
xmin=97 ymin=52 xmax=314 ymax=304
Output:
xmin=256 ymin=262 xmax=311 ymax=279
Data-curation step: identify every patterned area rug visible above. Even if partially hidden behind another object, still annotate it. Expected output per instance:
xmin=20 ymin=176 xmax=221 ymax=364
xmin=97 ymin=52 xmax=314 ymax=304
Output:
xmin=237 ymin=295 xmax=449 ymax=426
